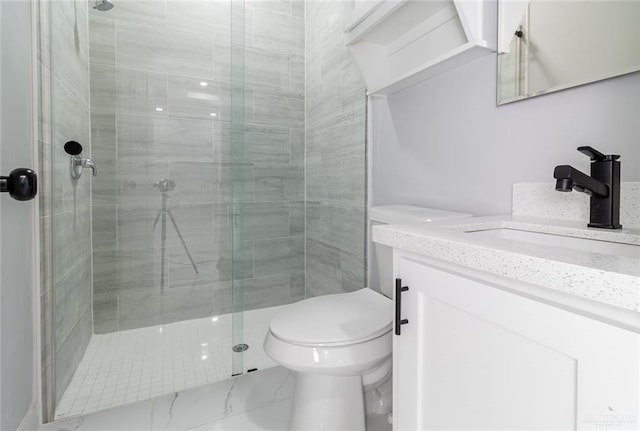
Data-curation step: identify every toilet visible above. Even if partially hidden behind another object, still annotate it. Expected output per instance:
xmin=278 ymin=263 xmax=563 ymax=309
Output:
xmin=263 ymin=205 xmax=472 ymax=431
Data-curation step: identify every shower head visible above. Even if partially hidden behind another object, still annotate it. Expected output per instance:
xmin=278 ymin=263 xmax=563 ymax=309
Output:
xmin=93 ymin=0 xmax=114 ymax=11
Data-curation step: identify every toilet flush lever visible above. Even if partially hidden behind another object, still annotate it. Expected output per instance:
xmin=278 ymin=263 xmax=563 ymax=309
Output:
xmin=395 ymin=278 xmax=409 ymax=336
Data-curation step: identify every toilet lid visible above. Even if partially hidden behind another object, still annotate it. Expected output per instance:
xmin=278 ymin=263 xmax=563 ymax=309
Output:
xmin=269 ymin=288 xmax=393 ymax=346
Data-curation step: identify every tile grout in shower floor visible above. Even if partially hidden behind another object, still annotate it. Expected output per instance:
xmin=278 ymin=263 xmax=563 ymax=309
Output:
xmin=54 ymin=305 xmax=286 ymax=420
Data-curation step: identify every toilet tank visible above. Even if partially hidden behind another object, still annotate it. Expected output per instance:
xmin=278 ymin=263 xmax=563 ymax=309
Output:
xmin=370 ymin=205 xmax=472 ymax=297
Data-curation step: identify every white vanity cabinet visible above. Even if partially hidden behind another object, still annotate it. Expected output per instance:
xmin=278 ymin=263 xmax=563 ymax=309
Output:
xmin=392 ymin=251 xmax=640 ymax=430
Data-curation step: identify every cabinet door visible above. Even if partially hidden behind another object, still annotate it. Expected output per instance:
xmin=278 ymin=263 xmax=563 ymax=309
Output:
xmin=393 ymin=256 xmax=639 ymax=430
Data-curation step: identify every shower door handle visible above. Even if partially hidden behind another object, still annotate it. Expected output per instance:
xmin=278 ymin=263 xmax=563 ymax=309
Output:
xmin=0 ymin=168 xmax=37 ymax=201
xmin=395 ymin=278 xmax=409 ymax=335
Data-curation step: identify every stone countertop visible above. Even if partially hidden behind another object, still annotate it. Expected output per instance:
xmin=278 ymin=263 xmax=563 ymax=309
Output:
xmin=372 ymin=215 xmax=640 ymax=312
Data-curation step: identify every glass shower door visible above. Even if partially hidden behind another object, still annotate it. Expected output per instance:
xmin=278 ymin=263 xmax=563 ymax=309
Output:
xmin=45 ymin=0 xmax=248 ymax=419
xmin=227 ymin=0 xmax=308 ymax=378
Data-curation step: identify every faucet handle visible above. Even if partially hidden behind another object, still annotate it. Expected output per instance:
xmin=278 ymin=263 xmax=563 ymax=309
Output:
xmin=64 ymin=140 xmax=83 ymax=156
xmin=577 ymin=146 xmax=620 ymax=162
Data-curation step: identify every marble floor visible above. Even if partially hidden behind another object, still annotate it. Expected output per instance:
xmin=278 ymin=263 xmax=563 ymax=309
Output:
xmin=41 ymin=366 xmax=392 ymax=431
xmin=55 ymin=306 xmax=286 ymax=420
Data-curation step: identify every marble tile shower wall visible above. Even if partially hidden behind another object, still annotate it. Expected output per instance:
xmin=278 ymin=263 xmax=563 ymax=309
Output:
xmin=40 ymin=0 xmax=94 ymax=407
xmin=305 ymin=1 xmax=367 ymax=297
xmin=89 ymin=0 xmax=305 ymax=333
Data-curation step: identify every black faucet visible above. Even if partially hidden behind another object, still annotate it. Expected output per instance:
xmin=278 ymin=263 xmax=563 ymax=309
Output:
xmin=553 ymin=146 xmax=621 ymax=229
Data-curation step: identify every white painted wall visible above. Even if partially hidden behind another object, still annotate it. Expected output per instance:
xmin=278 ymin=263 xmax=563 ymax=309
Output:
xmin=372 ymin=54 xmax=640 ymax=216
xmin=0 ymin=1 xmax=38 ymax=430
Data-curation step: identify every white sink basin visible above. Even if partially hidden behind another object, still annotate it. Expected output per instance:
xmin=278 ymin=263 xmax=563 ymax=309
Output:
xmin=466 ymin=228 xmax=640 ymax=258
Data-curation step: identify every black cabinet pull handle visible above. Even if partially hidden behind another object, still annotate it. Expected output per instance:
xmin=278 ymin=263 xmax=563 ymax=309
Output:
xmin=0 ymin=168 xmax=37 ymax=201
xmin=395 ymin=278 xmax=409 ymax=335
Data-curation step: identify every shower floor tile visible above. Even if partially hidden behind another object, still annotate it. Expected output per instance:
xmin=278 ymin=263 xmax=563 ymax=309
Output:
xmin=54 ymin=305 xmax=286 ymax=420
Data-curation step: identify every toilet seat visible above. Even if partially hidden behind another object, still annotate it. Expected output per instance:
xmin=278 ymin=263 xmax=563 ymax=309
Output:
xmin=269 ymin=288 xmax=393 ymax=347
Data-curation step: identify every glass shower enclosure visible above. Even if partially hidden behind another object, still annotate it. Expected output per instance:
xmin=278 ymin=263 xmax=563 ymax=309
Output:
xmin=44 ymin=0 xmax=306 ymax=420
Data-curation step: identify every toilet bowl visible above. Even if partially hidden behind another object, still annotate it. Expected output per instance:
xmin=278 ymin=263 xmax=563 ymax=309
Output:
xmin=264 ymin=288 xmax=393 ymax=431
xmin=264 ymin=205 xmax=472 ymax=431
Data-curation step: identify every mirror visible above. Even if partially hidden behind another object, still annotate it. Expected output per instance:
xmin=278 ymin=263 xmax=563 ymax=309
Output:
xmin=497 ymin=1 xmax=640 ymax=105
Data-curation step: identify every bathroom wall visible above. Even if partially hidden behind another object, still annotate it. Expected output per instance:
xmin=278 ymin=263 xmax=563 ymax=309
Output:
xmin=372 ymin=55 xmax=640 ymax=216
xmin=47 ymin=0 xmax=94 ymax=405
xmin=89 ymin=0 xmax=305 ymax=333
xmin=305 ymin=0 xmax=368 ymax=297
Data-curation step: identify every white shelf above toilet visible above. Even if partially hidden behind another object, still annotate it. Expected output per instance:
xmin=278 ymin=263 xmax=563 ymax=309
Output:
xmin=344 ymin=0 xmax=498 ymax=96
